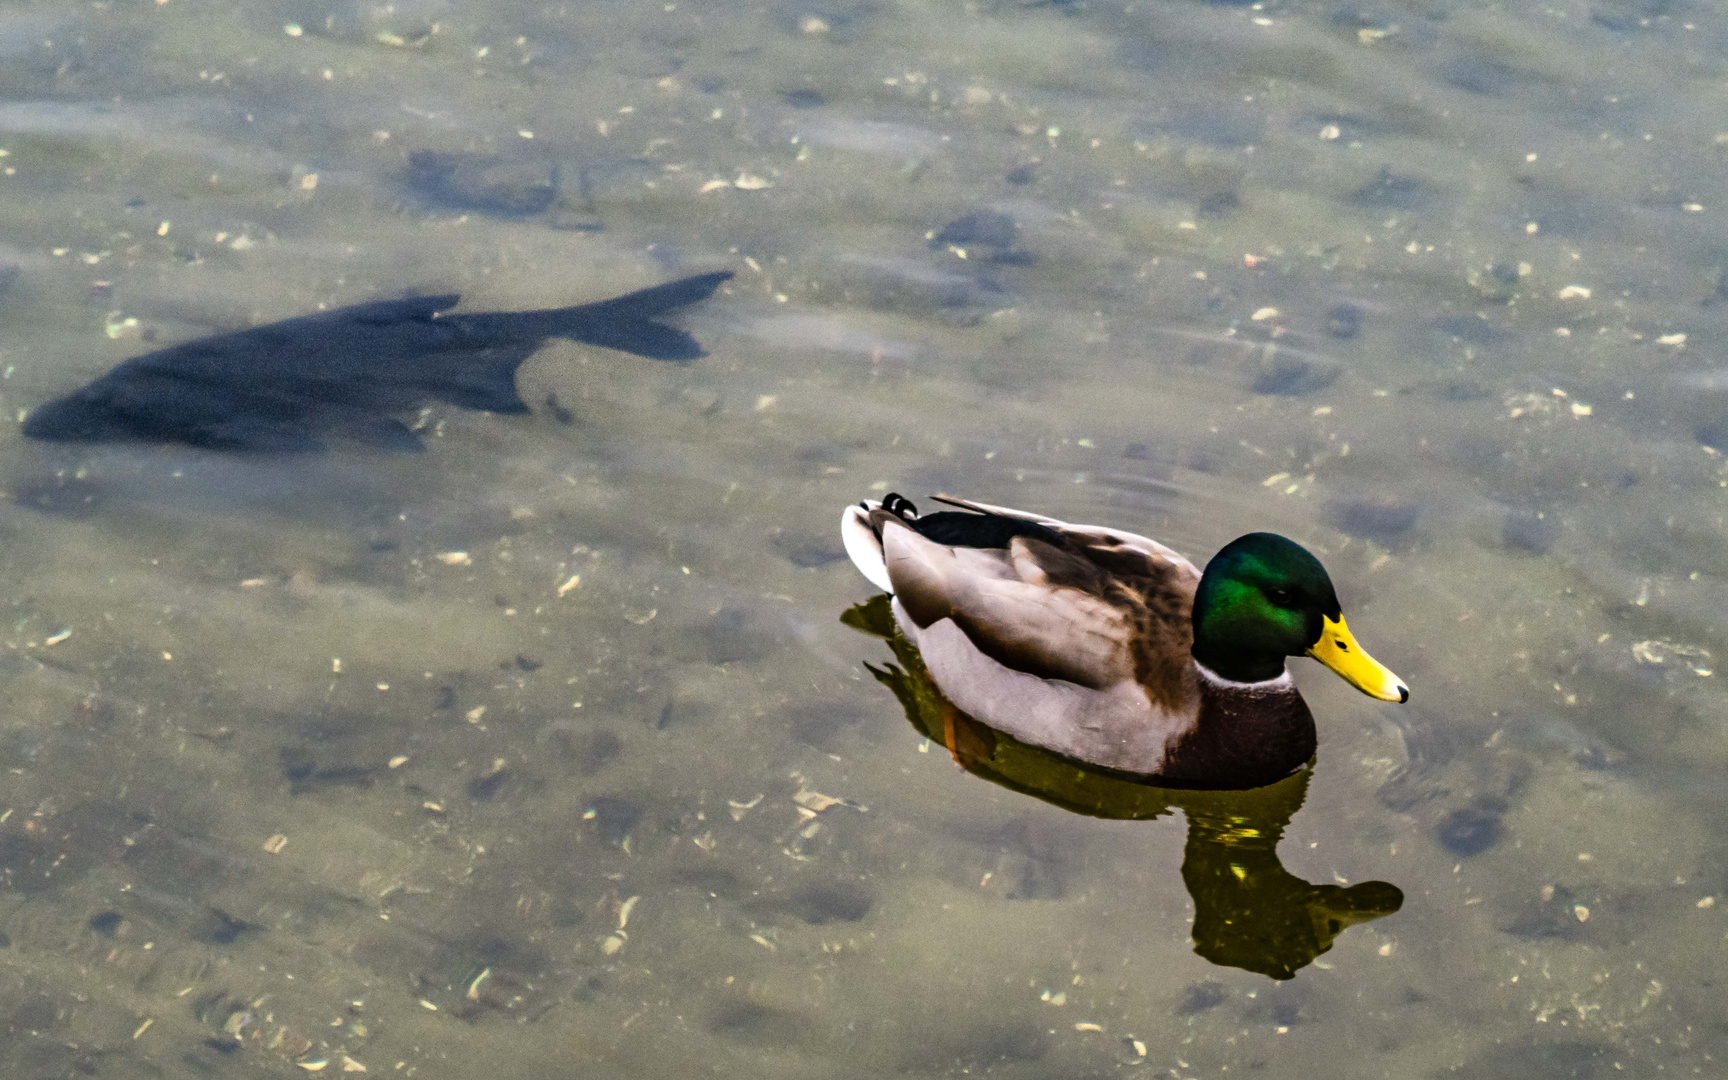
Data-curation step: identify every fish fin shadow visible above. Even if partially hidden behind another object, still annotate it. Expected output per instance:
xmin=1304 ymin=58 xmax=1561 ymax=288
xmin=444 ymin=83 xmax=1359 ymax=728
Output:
xmin=573 ymin=272 xmax=732 ymax=321
xmin=430 ymin=345 xmax=535 ymax=413
xmin=555 ymin=271 xmax=731 ymax=362
xmin=565 ymin=320 xmax=704 ymax=362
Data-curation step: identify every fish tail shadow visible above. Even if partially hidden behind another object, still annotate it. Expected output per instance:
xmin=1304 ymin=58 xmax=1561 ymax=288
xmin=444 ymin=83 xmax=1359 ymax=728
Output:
xmin=553 ymin=271 xmax=732 ymax=362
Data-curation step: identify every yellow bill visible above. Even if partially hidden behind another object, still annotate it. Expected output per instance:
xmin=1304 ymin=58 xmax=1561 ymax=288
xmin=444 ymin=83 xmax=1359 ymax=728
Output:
xmin=1306 ymin=615 xmax=1409 ymax=702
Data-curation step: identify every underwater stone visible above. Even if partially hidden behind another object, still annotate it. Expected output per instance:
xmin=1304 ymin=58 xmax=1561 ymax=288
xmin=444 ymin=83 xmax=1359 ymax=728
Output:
xmin=928 ymin=210 xmax=1031 ymax=264
xmin=1436 ymin=806 xmax=1501 ymax=857
xmin=1695 ymin=418 xmax=1728 ymax=451
xmin=707 ymin=1000 xmax=804 ymax=1045
xmin=280 ymin=747 xmax=376 ymax=794
xmin=1196 ymin=190 xmax=1240 ymax=218
xmin=467 ymin=763 xmax=511 ymax=802
xmin=1325 ymin=302 xmax=1363 ymax=339
xmin=10 ymin=994 xmax=58 ymax=1032
xmin=1502 ymin=508 xmax=1559 ymax=555
xmin=783 ymin=883 xmax=874 ymax=924
xmin=930 ymin=211 xmax=1016 ymax=250
xmin=547 ymin=726 xmax=622 ymax=774
xmin=1434 ymin=314 xmax=1507 ymax=344
xmin=200 ymin=907 xmax=260 ymax=945
xmin=1174 ymin=981 xmax=1226 ymax=1015
xmin=1443 ymin=57 xmax=1523 ymax=97
xmin=1326 ymin=495 xmax=1420 ymax=541
xmin=585 ymin=796 xmax=641 ymax=847
xmin=1251 ymin=354 xmax=1340 ymax=396
xmin=1347 ymin=166 xmax=1437 ymax=211
xmin=781 ymin=542 xmax=848 ymax=568
xmin=1503 ymin=884 xmax=1589 ymax=942
xmin=406 ymin=150 xmax=558 ymax=216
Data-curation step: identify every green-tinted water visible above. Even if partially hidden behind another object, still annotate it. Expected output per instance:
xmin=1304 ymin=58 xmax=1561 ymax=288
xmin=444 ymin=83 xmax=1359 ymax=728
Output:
xmin=1 ymin=0 xmax=1726 ymax=1076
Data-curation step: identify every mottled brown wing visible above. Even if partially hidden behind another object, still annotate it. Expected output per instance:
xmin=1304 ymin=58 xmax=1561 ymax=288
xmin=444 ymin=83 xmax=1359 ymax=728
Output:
xmin=881 ymin=520 xmax=1200 ymax=705
xmin=1033 ymin=531 xmax=1200 ymax=711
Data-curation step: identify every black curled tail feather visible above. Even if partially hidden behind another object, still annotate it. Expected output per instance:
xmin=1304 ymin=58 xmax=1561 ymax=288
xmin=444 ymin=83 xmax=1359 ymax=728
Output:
xmin=882 ymin=493 xmax=919 ymax=519
xmin=863 ymin=493 xmax=922 ymax=542
xmin=881 ymin=492 xmax=1064 ymax=550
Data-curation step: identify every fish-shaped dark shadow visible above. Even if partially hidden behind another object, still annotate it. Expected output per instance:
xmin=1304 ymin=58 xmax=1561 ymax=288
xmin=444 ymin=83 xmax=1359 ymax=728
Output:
xmin=22 ymin=271 xmax=732 ymax=453
xmin=842 ymin=594 xmax=1403 ymax=981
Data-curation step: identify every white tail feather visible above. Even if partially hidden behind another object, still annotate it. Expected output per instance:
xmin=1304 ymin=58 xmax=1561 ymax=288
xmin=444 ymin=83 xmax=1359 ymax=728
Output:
xmin=840 ymin=503 xmax=894 ymax=593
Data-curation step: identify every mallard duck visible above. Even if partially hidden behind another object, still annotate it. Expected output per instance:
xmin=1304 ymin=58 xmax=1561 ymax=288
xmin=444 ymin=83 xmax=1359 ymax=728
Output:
xmin=841 ymin=493 xmax=1408 ymax=789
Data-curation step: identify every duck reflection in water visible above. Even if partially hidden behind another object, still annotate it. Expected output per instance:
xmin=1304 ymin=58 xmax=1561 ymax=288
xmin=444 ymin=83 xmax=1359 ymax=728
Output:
xmin=843 ymin=594 xmax=1403 ymax=981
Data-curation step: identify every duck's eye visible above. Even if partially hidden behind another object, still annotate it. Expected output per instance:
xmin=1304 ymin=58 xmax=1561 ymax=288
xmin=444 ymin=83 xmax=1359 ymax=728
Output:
xmin=1265 ymin=587 xmax=1294 ymax=606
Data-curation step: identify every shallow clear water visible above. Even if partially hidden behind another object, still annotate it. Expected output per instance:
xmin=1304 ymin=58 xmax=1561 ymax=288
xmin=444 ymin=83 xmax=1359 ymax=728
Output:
xmin=1 ymin=0 xmax=1727 ymax=1076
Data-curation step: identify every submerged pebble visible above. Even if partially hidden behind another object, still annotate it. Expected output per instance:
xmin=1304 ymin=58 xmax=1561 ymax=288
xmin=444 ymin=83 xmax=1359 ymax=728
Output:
xmin=1325 ymin=302 xmax=1363 ymax=339
xmin=1173 ymin=981 xmax=1226 ymax=1015
xmin=1251 ymin=353 xmax=1339 ymax=396
xmin=585 ymin=796 xmax=642 ymax=847
xmin=406 ymin=150 xmax=559 ymax=216
xmin=1695 ymin=417 xmax=1728 ymax=450
xmin=1326 ymin=495 xmax=1421 ymax=542
xmin=1502 ymin=507 xmax=1559 ymax=555
xmin=782 ymin=882 xmax=874 ymax=924
xmin=1346 ymin=165 xmax=1438 ymax=211
xmin=928 ymin=210 xmax=1033 ymax=265
xmin=1436 ymin=806 xmax=1501 ymax=857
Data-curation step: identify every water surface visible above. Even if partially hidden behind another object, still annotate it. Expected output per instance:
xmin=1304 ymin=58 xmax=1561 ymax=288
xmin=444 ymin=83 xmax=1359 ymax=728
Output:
xmin=1 ymin=0 xmax=1726 ymax=1077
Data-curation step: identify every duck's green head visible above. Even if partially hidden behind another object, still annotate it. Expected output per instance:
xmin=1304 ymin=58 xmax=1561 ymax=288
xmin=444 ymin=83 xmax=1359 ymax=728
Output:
xmin=1192 ymin=533 xmax=1408 ymax=702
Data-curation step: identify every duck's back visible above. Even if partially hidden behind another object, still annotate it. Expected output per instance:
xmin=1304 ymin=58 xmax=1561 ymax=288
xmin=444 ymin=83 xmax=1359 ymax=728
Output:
xmin=866 ymin=502 xmax=1208 ymax=773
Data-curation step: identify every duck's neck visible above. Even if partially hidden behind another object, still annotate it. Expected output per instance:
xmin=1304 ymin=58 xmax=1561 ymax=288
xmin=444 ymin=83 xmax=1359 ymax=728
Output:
xmin=1190 ymin=637 xmax=1289 ymax=685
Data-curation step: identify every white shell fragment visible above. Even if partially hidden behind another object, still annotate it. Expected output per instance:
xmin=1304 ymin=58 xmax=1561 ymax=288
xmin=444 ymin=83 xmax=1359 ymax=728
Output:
xmin=792 ymin=780 xmax=867 ymax=814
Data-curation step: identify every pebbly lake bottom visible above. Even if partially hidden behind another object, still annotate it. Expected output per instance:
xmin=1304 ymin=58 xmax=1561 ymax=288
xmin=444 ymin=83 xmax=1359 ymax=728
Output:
xmin=3 ymin=0 xmax=1728 ymax=1072
xmin=0 ymin=390 xmax=1722 ymax=1080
